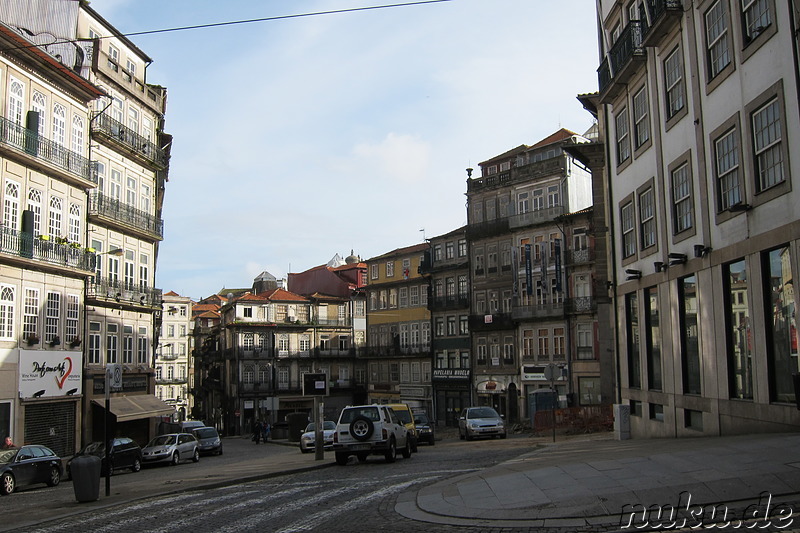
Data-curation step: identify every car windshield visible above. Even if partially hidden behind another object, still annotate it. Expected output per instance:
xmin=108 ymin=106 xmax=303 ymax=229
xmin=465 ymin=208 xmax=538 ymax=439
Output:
xmin=148 ymin=435 xmax=176 ymax=447
xmin=0 ymin=449 xmax=17 ymax=463
xmin=415 ymin=414 xmax=429 ymax=424
xmin=193 ymin=428 xmax=218 ymax=439
xmin=306 ymin=421 xmax=339 ymax=432
xmin=339 ymin=407 xmax=380 ymax=423
xmin=392 ymin=409 xmax=412 ymax=424
xmin=468 ymin=407 xmax=500 ymax=419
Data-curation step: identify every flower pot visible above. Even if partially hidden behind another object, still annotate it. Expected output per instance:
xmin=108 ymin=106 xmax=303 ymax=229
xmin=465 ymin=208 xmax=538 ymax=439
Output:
xmin=38 ymin=235 xmax=50 ymax=241
xmin=26 ymin=336 xmax=40 ymax=346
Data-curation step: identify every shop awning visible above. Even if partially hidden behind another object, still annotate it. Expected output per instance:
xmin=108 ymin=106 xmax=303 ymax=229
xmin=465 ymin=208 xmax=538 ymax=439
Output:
xmin=92 ymin=395 xmax=175 ymax=422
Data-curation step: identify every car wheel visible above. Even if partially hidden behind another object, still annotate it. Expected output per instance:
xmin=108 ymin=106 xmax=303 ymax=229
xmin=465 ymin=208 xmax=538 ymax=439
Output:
xmin=171 ymin=451 xmax=180 ymax=466
xmin=1 ymin=472 xmax=15 ymax=495
xmin=335 ymin=452 xmax=349 ymax=466
xmin=218 ymin=447 xmax=223 ymax=456
xmin=132 ymin=458 xmax=141 ymax=473
xmin=349 ymin=416 xmax=374 ymax=442
xmin=401 ymin=439 xmax=411 ymax=459
xmin=356 ymin=452 xmax=368 ymax=463
xmin=47 ymin=466 xmax=61 ymax=487
xmin=385 ymin=438 xmax=397 ymax=463
xmin=411 ymin=437 xmax=418 ymax=453
xmin=192 ymin=449 xmax=200 ymax=463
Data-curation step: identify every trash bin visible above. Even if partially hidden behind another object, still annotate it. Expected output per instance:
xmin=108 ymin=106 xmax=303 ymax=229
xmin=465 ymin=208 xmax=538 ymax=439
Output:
xmin=70 ymin=455 xmax=101 ymax=502
xmin=287 ymin=413 xmax=309 ymax=442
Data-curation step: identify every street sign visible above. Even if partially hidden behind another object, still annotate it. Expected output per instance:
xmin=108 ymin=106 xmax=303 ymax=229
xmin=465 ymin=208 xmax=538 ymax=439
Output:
xmin=107 ymin=364 xmax=123 ymax=391
xmin=302 ymin=372 xmax=328 ymax=396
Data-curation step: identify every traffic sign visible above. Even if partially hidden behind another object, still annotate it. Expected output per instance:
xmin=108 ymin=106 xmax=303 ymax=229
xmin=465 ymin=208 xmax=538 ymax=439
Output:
xmin=108 ymin=364 xmax=123 ymax=391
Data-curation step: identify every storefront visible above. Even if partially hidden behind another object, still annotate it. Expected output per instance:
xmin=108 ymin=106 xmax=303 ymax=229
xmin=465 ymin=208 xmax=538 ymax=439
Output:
xmin=432 ymin=369 xmax=471 ymax=427
xmin=474 ymin=377 xmax=519 ymax=422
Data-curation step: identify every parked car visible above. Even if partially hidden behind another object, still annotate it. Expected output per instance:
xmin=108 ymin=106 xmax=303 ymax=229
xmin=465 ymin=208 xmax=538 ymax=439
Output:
xmin=458 ymin=406 xmax=507 ymax=440
xmin=414 ymin=413 xmax=435 ymax=445
xmin=66 ymin=437 xmax=142 ymax=478
xmin=0 ymin=445 xmax=62 ymax=495
xmin=191 ymin=427 xmax=223 ymax=456
xmin=141 ymin=433 xmax=200 ymax=465
xmin=181 ymin=420 xmax=206 ymax=432
xmin=386 ymin=403 xmax=418 ymax=452
xmin=333 ymin=404 xmax=410 ymax=465
xmin=299 ymin=421 xmax=336 ymax=453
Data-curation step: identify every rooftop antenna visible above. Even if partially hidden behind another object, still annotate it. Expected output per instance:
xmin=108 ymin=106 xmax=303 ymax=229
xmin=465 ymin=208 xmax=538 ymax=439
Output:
xmin=420 ymin=228 xmax=426 ymax=241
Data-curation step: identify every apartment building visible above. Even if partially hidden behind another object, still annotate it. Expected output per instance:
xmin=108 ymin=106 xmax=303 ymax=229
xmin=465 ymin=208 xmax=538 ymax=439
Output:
xmin=465 ymin=129 xmax=605 ymax=423
xmin=364 ymin=244 xmax=433 ymax=414
xmin=0 ymin=5 xmax=104 ymax=457
xmin=156 ymin=291 xmax=193 ymax=421
xmin=77 ymin=4 xmax=172 ymax=446
xmin=419 ymin=227 xmax=472 ymax=426
xmin=593 ymin=0 xmax=800 ymax=436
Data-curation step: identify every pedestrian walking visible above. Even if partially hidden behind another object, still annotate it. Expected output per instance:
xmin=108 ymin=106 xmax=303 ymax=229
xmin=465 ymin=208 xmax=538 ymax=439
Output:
xmin=2 ymin=436 xmax=13 ymax=449
xmin=253 ymin=421 xmax=262 ymax=444
xmin=263 ymin=422 xmax=271 ymax=442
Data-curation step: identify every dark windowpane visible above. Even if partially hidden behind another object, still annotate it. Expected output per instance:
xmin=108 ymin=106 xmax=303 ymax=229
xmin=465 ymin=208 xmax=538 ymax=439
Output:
xmin=765 ymin=246 xmax=797 ymax=402
xmin=680 ymin=275 xmax=701 ymax=395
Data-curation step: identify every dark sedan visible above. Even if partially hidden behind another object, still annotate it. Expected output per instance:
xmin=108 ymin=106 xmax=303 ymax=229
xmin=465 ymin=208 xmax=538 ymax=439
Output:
xmin=191 ymin=427 xmax=223 ymax=456
xmin=0 ymin=445 xmax=62 ymax=495
xmin=67 ymin=437 xmax=142 ymax=478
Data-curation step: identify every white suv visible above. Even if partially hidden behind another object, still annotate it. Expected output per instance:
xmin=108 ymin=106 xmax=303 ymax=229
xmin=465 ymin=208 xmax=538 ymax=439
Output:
xmin=333 ymin=405 xmax=411 ymax=465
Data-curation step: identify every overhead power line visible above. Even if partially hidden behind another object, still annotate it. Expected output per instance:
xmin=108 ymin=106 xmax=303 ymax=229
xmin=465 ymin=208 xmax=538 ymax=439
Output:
xmin=0 ymin=0 xmax=454 ymax=53
xmin=122 ymin=0 xmax=454 ymax=38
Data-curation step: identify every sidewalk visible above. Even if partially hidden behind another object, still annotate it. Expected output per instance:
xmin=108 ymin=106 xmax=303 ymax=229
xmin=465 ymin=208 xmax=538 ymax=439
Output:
xmin=396 ymin=432 xmax=800 ymax=530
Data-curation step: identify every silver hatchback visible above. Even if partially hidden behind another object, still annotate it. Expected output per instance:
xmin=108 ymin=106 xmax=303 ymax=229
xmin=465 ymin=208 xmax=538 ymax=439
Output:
xmin=458 ymin=407 xmax=507 ymax=440
xmin=142 ymin=433 xmax=200 ymax=465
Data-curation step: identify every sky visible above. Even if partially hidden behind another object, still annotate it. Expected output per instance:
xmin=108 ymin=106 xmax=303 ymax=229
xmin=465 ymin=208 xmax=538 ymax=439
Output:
xmin=87 ymin=0 xmax=600 ymax=301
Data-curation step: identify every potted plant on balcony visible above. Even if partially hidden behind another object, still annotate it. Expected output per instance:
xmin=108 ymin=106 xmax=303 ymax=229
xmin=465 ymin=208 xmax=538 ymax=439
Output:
xmin=37 ymin=235 xmax=50 ymax=241
xmin=55 ymin=236 xmax=69 ymax=245
xmin=48 ymin=335 xmax=61 ymax=347
xmin=26 ymin=334 xmax=40 ymax=346
xmin=69 ymin=242 xmax=82 ymax=249
xmin=69 ymin=336 xmax=81 ymax=347
xmin=86 ymin=247 xmax=96 ymax=253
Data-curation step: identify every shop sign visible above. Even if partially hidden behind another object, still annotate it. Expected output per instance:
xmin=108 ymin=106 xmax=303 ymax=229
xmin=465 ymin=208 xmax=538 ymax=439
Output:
xmin=433 ymin=369 xmax=470 ymax=381
xmin=19 ymin=350 xmax=82 ymax=399
xmin=93 ymin=375 xmax=148 ymax=394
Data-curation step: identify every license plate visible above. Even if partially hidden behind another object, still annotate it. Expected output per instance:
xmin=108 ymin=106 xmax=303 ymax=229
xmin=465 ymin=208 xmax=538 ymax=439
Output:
xmin=350 ymin=444 xmax=371 ymax=451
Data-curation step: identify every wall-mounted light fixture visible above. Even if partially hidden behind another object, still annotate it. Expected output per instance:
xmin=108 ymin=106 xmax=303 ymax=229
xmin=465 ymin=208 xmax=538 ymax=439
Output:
xmin=625 ymin=269 xmax=642 ymax=281
xmin=668 ymin=253 xmax=688 ymax=267
xmin=654 ymin=261 xmax=667 ymax=273
xmin=693 ymin=245 xmax=712 ymax=258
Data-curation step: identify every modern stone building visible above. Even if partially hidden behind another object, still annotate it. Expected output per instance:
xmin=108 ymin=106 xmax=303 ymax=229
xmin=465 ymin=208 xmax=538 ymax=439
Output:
xmin=592 ymin=0 xmax=800 ymax=436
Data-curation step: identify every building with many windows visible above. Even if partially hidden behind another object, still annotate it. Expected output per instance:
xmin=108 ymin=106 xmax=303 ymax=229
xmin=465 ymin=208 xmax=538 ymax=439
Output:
xmin=592 ymin=0 xmax=800 ymax=436
xmin=420 ymin=227 xmax=472 ymax=426
xmin=0 ymin=4 xmax=104 ymax=457
xmin=156 ymin=291 xmax=193 ymax=421
xmin=78 ymin=3 xmax=172 ymax=446
xmin=364 ymin=244 xmax=433 ymax=414
xmin=465 ymin=129 xmax=605 ymax=423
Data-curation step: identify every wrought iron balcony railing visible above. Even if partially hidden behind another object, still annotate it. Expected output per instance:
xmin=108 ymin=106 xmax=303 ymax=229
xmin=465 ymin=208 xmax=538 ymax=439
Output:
xmin=598 ymin=20 xmax=646 ymax=101
xmin=0 ymin=224 xmax=94 ymax=272
xmin=0 ymin=116 xmax=93 ymax=182
xmin=641 ymin=0 xmax=682 ymax=46
xmin=89 ymin=192 xmax=164 ymax=240
xmin=565 ymin=296 xmax=596 ymax=314
xmin=86 ymin=276 xmax=162 ymax=308
xmin=91 ymin=112 xmax=168 ymax=169
xmin=428 ymin=295 xmax=471 ymax=311
xmin=511 ymin=302 xmax=565 ymax=320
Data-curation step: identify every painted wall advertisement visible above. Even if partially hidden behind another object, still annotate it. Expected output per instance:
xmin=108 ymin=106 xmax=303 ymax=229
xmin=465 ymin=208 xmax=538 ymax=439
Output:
xmin=18 ymin=350 xmax=83 ymax=399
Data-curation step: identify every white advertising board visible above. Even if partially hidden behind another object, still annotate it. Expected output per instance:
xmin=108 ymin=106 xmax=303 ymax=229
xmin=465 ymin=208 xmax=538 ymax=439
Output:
xmin=18 ymin=349 xmax=83 ymax=399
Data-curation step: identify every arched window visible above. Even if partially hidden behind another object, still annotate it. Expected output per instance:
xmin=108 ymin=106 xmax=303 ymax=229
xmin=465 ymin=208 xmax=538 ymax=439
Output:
xmin=48 ymin=196 xmax=62 ymax=237
xmin=7 ymin=78 xmax=24 ymax=125
xmin=0 ymin=286 xmax=15 ymax=339
xmin=27 ymin=188 xmax=41 ymax=236
xmin=32 ymin=91 xmax=47 ymax=137
xmin=52 ymin=103 xmax=66 ymax=146
xmin=71 ymin=115 xmax=84 ymax=155
xmin=68 ymin=204 xmax=81 ymax=242
xmin=243 ymin=365 xmax=255 ymax=384
xmin=3 ymin=181 xmax=19 ymax=229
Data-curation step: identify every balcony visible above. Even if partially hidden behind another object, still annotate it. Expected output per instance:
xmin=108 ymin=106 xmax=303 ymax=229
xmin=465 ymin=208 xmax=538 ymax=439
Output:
xmin=566 ymin=248 xmax=595 ymax=266
xmin=88 ymin=192 xmax=164 ymax=241
xmin=565 ymin=296 xmax=596 ymax=314
xmin=0 ymin=225 xmax=94 ymax=276
xmin=428 ymin=295 xmax=470 ymax=311
xmin=509 ymin=205 xmax=564 ymax=230
xmin=466 ymin=217 xmax=509 ymax=240
xmin=90 ymin=112 xmax=168 ymax=170
xmin=641 ymin=0 xmax=682 ymax=47
xmin=362 ymin=343 xmax=432 ymax=357
xmin=0 ymin=116 xmax=94 ymax=187
xmin=156 ymin=377 xmax=187 ymax=385
xmin=598 ymin=20 xmax=646 ymax=103
xmin=467 ymin=156 xmax=566 ymax=193
xmin=511 ymin=302 xmax=565 ymax=320
xmin=86 ymin=277 xmax=163 ymax=310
